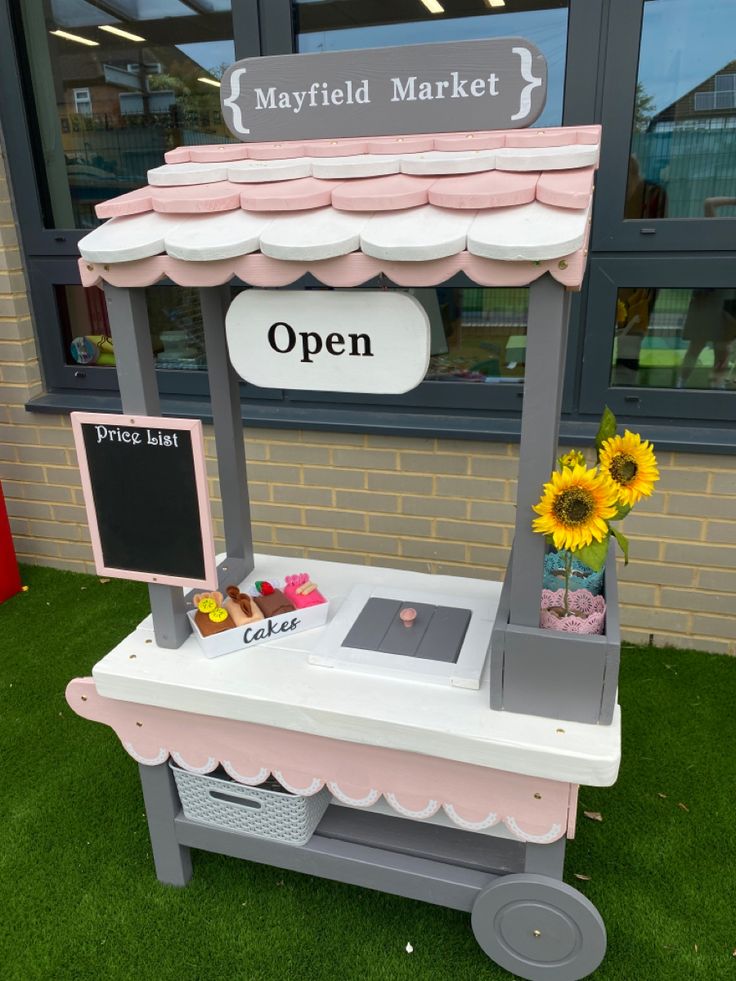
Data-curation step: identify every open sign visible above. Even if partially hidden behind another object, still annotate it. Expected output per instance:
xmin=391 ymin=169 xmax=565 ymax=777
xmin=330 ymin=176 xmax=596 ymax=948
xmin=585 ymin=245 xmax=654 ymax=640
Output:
xmin=225 ymin=290 xmax=431 ymax=395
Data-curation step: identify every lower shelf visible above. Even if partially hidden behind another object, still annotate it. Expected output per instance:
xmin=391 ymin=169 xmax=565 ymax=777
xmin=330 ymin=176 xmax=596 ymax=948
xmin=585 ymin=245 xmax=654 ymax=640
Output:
xmin=175 ymin=805 xmax=497 ymax=912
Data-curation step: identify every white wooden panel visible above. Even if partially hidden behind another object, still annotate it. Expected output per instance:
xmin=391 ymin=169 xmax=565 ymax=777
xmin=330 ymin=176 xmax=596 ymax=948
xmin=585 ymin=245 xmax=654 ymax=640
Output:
xmin=468 ymin=201 xmax=590 ymax=261
xmin=78 ymin=211 xmax=183 ymax=263
xmin=259 ymin=208 xmax=371 ymax=260
xmin=400 ymin=149 xmax=496 ymax=176
xmin=226 ymin=157 xmax=313 ymax=183
xmin=361 ymin=206 xmax=474 ymax=261
xmin=226 ymin=290 xmax=430 ymax=394
xmin=92 ymin=553 xmax=622 ymax=786
xmin=311 ymin=154 xmax=401 ymax=179
xmin=147 ymin=161 xmax=229 ymax=186
xmin=163 ymin=210 xmax=277 ymax=262
xmin=494 ymin=144 xmax=599 ymax=172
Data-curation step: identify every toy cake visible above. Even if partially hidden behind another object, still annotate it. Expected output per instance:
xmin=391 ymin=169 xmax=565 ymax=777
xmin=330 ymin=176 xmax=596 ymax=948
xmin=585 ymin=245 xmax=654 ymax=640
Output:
xmin=192 ymin=591 xmax=235 ymax=636
xmin=284 ymin=573 xmax=327 ymax=609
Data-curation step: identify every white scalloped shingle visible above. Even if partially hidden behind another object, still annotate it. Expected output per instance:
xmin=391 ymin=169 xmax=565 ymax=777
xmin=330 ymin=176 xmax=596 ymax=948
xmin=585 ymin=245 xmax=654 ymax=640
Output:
xmin=468 ymin=201 xmax=591 ymax=261
xmin=361 ymin=206 xmax=475 ymax=261
xmin=259 ymin=208 xmax=371 ymax=260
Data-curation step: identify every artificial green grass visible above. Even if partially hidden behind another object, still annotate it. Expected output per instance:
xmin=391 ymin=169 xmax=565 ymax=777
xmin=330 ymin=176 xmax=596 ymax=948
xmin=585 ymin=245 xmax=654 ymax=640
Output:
xmin=2 ymin=564 xmax=735 ymax=980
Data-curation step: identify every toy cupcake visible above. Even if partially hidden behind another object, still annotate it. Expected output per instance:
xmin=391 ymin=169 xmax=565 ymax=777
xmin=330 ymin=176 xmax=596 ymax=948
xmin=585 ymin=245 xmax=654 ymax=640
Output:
xmin=192 ymin=591 xmax=235 ymax=636
xmin=283 ymin=573 xmax=326 ymax=609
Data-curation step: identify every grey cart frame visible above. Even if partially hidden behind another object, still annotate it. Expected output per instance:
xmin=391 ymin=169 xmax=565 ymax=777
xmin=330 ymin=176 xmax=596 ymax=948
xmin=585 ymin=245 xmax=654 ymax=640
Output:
xmin=101 ymin=272 xmax=615 ymax=981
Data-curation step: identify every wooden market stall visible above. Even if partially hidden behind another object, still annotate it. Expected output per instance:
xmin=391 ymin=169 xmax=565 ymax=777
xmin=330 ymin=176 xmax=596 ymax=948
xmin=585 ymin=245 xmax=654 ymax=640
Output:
xmin=66 ymin=39 xmax=620 ymax=981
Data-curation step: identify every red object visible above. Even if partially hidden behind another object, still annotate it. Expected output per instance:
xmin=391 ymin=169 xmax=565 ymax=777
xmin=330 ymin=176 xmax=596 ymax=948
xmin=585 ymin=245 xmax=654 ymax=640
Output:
xmin=259 ymin=581 xmax=274 ymax=596
xmin=0 ymin=481 xmax=22 ymax=603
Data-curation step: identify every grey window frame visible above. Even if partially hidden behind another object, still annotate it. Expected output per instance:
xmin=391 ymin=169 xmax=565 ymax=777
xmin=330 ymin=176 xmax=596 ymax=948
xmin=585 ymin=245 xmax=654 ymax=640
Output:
xmin=5 ymin=0 xmax=736 ymax=445
xmin=592 ymin=0 xmax=736 ymax=252
xmin=579 ymin=255 xmax=736 ymax=421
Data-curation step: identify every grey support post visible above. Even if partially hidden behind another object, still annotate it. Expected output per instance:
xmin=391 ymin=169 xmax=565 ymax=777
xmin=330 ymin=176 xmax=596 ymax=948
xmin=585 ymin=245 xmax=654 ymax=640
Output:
xmin=200 ymin=286 xmax=253 ymax=587
xmin=138 ymin=763 xmax=192 ymax=886
xmin=509 ymin=276 xmax=571 ymax=627
xmin=103 ymin=284 xmax=190 ymax=649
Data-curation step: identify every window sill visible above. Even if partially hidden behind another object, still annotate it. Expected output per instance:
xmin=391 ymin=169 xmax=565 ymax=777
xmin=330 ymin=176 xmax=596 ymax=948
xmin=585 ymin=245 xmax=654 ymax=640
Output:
xmin=25 ymin=391 xmax=736 ymax=454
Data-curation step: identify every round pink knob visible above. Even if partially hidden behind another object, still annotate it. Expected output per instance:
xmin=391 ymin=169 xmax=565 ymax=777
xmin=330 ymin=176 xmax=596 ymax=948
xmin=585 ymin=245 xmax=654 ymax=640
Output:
xmin=399 ymin=607 xmax=417 ymax=628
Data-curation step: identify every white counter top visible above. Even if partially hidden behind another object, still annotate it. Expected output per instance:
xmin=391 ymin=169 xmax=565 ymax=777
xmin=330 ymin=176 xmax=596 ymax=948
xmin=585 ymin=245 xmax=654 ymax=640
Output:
xmin=92 ymin=554 xmax=621 ymax=787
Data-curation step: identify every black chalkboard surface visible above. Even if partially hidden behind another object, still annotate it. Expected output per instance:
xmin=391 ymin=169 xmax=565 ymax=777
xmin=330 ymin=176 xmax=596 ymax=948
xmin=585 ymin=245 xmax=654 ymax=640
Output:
xmin=71 ymin=413 xmax=216 ymax=588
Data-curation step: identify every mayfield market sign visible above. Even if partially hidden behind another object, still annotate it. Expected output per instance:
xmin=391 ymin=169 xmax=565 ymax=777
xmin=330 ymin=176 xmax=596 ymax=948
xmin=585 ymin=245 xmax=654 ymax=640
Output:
xmin=221 ymin=38 xmax=547 ymax=142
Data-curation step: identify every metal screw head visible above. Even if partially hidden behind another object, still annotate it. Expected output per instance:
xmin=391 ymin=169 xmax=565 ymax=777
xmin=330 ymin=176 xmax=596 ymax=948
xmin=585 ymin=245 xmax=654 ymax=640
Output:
xmin=534 ymin=793 xmax=542 ymax=800
xmin=533 ymin=929 xmax=542 ymax=938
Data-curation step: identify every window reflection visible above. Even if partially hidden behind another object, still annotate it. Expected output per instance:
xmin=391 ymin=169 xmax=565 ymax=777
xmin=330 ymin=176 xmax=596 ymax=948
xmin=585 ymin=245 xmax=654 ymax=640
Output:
xmin=59 ymin=284 xmax=207 ymax=371
xmin=294 ymin=0 xmax=568 ymax=128
xmin=20 ymin=0 xmax=235 ymax=228
xmin=611 ymin=288 xmax=736 ymax=390
xmin=424 ymin=288 xmax=527 ymax=384
xmin=628 ymin=0 xmax=736 ymax=219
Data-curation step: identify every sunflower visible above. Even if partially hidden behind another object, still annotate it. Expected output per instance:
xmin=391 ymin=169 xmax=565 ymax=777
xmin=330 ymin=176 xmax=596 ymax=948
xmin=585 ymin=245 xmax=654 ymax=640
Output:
xmin=532 ymin=464 xmax=619 ymax=552
xmin=599 ymin=430 xmax=659 ymax=507
xmin=558 ymin=449 xmax=586 ymax=470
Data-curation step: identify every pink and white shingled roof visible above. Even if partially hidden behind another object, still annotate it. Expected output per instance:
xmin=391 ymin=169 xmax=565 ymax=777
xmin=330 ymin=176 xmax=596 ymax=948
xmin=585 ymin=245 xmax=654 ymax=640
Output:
xmin=78 ymin=125 xmax=600 ymax=290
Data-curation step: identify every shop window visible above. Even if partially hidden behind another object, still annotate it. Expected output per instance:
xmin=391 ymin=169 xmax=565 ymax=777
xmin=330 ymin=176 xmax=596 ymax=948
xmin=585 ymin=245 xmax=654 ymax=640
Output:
xmin=18 ymin=0 xmax=236 ymax=229
xmin=57 ymin=284 xmax=208 ymax=372
xmin=293 ymin=0 xmax=568 ymax=128
xmin=612 ymin=287 xmax=736 ymax=391
xmin=627 ymin=0 xmax=736 ymax=220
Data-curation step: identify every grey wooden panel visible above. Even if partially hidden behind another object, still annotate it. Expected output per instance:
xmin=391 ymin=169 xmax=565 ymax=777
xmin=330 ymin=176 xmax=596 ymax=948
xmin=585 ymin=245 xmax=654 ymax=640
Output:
xmin=417 ymin=606 xmax=471 ymax=664
xmin=523 ymin=838 xmax=566 ymax=880
xmin=342 ymin=598 xmax=399 ymax=650
xmin=200 ymin=286 xmax=253 ymax=586
xmin=503 ymin=626 xmax=607 ymax=724
xmin=139 ymin=762 xmax=192 ymax=887
xmin=342 ymin=597 xmax=470 ymax=663
xmin=318 ymin=806 xmax=525 ymax=875
xmin=379 ymin=602 xmax=434 ymax=656
xmin=509 ymin=277 xmax=571 ymax=628
xmin=175 ymin=815 xmax=492 ymax=911
xmin=221 ymin=39 xmax=547 ymax=142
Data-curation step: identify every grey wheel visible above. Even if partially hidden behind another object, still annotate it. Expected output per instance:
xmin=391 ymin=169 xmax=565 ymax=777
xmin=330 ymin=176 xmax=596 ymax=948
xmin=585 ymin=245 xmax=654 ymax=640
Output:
xmin=471 ymin=874 xmax=606 ymax=981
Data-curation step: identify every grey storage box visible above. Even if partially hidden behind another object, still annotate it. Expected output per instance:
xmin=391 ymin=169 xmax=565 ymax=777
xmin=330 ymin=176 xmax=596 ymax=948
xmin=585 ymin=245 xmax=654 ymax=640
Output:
xmin=171 ymin=764 xmax=330 ymax=846
xmin=490 ymin=544 xmax=621 ymax=725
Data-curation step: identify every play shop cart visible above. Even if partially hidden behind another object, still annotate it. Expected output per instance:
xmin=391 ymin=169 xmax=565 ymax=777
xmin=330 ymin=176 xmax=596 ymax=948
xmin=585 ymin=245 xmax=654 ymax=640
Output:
xmin=66 ymin=39 xmax=620 ymax=981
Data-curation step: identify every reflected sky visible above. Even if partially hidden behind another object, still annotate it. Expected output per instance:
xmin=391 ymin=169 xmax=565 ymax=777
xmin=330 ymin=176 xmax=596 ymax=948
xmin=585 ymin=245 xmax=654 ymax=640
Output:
xmin=638 ymin=0 xmax=736 ymax=113
xmin=298 ymin=10 xmax=567 ymax=128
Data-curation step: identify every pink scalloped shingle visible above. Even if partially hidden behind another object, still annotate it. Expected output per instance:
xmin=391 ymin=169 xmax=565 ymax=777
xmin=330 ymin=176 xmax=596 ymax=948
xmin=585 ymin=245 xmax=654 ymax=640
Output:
xmin=95 ymin=186 xmax=153 ymax=219
xmin=240 ymin=177 xmax=338 ymax=211
xmin=304 ymin=138 xmax=369 ymax=157
xmin=188 ymin=144 xmax=251 ymax=163
xmin=149 ymin=181 xmax=243 ymax=214
xmin=429 ymin=170 xmax=539 ymax=210
xmin=332 ymin=174 xmax=435 ymax=211
xmin=536 ymin=167 xmax=595 ymax=209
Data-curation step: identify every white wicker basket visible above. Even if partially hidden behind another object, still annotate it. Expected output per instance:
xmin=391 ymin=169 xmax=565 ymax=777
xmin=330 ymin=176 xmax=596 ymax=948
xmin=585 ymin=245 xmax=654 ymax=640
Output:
xmin=171 ymin=764 xmax=329 ymax=846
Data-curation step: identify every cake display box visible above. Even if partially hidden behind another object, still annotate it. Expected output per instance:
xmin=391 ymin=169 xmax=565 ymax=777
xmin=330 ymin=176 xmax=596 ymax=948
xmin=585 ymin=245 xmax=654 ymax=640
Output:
xmin=188 ymin=575 xmax=330 ymax=658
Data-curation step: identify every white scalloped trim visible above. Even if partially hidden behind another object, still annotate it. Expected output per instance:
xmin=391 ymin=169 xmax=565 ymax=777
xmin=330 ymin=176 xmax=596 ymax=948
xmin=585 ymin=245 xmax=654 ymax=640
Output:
xmin=123 ymin=742 xmax=168 ymax=766
xmin=328 ymin=783 xmax=380 ymax=807
xmin=221 ymin=761 xmax=271 ymax=785
xmin=442 ymin=803 xmax=499 ymax=831
xmin=273 ymin=771 xmax=323 ymax=796
xmin=171 ymin=752 xmax=218 ymax=774
xmin=504 ymin=818 xmax=563 ymax=844
xmin=385 ymin=793 xmax=441 ymax=820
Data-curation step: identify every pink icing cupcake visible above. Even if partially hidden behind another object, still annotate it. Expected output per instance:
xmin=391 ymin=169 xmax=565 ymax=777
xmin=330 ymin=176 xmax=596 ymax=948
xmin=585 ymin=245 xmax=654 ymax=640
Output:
xmin=283 ymin=573 xmax=326 ymax=609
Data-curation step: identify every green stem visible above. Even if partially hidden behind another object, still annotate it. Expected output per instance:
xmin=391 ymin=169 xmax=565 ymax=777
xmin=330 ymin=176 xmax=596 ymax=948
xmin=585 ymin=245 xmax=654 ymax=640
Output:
xmin=564 ymin=551 xmax=573 ymax=617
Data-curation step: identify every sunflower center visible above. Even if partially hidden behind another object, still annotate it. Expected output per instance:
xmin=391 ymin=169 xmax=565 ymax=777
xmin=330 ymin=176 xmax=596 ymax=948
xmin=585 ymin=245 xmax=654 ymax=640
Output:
xmin=552 ymin=487 xmax=595 ymax=526
xmin=610 ymin=453 xmax=638 ymax=486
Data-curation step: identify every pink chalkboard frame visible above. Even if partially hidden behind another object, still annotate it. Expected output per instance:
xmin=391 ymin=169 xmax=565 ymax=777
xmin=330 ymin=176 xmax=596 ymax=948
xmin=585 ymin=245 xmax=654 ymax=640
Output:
xmin=71 ymin=412 xmax=218 ymax=589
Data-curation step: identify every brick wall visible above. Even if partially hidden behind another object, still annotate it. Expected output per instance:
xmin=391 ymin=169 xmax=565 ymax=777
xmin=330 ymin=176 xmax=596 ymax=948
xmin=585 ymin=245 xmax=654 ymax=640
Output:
xmin=1 ymin=142 xmax=735 ymax=655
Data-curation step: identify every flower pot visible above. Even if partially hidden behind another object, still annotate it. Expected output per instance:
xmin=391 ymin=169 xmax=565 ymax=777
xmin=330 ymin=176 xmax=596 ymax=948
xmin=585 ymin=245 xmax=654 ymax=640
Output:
xmin=539 ymin=588 xmax=606 ymax=635
xmin=490 ymin=543 xmax=620 ymax=725
xmin=542 ymin=551 xmax=605 ymax=596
